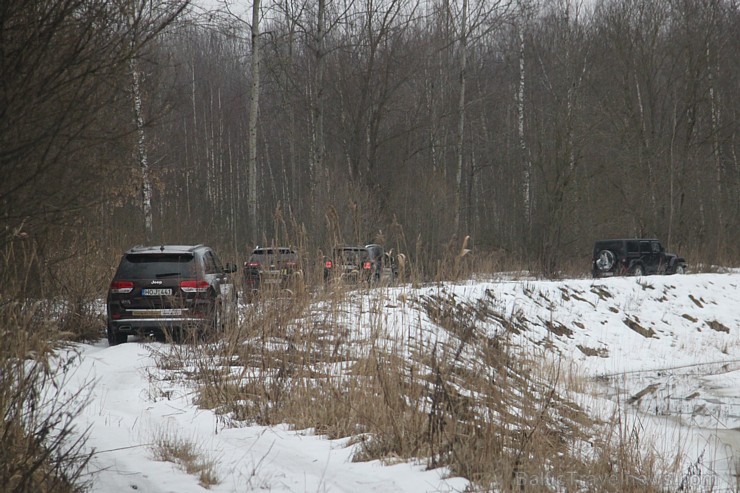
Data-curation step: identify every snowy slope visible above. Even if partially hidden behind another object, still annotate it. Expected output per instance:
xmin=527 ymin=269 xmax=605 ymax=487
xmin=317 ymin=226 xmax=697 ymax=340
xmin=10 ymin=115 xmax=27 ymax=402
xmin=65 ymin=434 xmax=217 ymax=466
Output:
xmin=65 ymin=271 xmax=739 ymax=492
xmin=402 ymin=272 xmax=740 ymax=491
xmin=68 ymin=341 xmax=467 ymax=493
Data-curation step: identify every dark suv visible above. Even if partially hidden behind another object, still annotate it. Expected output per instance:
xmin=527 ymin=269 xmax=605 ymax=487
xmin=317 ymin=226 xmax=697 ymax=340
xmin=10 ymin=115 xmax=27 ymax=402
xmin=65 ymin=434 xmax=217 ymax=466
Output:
xmin=106 ymin=244 xmax=237 ymax=345
xmin=592 ymin=239 xmax=686 ymax=278
xmin=242 ymin=246 xmax=302 ymax=300
xmin=323 ymin=246 xmax=370 ymax=284
xmin=324 ymin=244 xmax=397 ymax=284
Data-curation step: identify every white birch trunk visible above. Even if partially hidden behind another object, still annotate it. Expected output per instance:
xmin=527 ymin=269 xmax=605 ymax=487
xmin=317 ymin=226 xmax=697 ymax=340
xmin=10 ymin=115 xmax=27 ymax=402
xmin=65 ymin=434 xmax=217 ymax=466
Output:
xmin=634 ymin=72 xmax=657 ymax=215
xmin=130 ymin=56 xmax=153 ymax=243
xmin=188 ymin=59 xmax=196 ymax=218
xmin=454 ymin=0 xmax=468 ymax=235
xmin=707 ymin=45 xmax=723 ymax=247
xmin=248 ymin=0 xmax=261 ymax=238
xmin=309 ymin=0 xmax=325 ymax=219
xmin=517 ymin=22 xmax=530 ymax=227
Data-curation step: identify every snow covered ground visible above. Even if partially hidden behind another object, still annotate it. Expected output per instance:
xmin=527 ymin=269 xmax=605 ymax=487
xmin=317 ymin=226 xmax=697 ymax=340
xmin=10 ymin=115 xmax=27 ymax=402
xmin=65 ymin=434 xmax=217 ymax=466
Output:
xmin=68 ymin=340 xmax=466 ymax=492
xmin=64 ymin=271 xmax=739 ymax=492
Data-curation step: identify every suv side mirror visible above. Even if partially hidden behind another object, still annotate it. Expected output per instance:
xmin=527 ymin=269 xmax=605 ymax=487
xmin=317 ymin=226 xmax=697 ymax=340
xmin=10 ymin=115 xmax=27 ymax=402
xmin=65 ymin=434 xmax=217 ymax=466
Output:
xmin=224 ymin=263 xmax=237 ymax=273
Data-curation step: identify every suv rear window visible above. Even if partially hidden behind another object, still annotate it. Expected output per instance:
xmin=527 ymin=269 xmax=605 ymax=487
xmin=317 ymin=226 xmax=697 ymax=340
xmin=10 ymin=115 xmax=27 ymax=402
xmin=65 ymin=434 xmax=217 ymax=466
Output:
xmin=115 ymin=254 xmax=197 ymax=279
xmin=251 ymin=248 xmax=296 ymax=257
xmin=336 ymin=248 xmax=368 ymax=263
xmin=253 ymin=248 xmax=294 ymax=255
xmin=593 ymin=241 xmax=624 ymax=255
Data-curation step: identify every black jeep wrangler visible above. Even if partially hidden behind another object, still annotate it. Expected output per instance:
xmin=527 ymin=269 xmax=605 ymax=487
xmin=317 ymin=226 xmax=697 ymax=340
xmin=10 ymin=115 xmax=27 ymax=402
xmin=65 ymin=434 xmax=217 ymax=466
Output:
xmin=592 ymin=239 xmax=686 ymax=278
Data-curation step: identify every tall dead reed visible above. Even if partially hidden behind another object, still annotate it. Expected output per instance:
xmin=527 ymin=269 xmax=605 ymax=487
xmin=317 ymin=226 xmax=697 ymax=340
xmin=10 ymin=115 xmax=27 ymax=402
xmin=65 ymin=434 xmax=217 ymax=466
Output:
xmin=1 ymin=239 xmax=95 ymax=492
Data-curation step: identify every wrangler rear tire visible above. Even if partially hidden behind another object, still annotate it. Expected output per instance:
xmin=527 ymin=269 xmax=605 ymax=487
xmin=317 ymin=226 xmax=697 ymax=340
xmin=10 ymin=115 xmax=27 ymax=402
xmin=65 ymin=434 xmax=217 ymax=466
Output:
xmin=595 ymin=250 xmax=616 ymax=272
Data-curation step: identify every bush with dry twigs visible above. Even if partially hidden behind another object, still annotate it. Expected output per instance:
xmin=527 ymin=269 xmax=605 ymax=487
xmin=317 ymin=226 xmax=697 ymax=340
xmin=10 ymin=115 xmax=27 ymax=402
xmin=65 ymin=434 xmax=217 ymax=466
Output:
xmin=1 ymin=240 xmax=97 ymax=493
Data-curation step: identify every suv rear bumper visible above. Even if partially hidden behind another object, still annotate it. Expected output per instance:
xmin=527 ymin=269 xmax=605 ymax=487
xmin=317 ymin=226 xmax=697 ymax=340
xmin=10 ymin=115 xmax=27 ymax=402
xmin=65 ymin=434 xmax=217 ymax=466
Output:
xmin=108 ymin=316 xmax=209 ymax=336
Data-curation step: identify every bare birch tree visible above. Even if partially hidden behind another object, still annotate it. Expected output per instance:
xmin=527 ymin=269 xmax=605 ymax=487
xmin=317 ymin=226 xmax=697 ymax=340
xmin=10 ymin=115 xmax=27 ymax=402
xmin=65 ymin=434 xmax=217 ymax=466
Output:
xmin=248 ymin=0 xmax=262 ymax=239
xmin=309 ymin=0 xmax=327 ymax=223
xmin=516 ymin=0 xmax=533 ymax=233
xmin=129 ymin=55 xmax=154 ymax=243
xmin=453 ymin=0 xmax=468 ymax=236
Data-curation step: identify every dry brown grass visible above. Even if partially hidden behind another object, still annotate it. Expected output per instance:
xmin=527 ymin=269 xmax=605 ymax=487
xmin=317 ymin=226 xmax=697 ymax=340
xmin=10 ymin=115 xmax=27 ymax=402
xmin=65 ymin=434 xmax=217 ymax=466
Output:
xmin=150 ymin=430 xmax=219 ymax=488
xmin=0 ymin=302 xmax=94 ymax=493
xmin=147 ymin=272 xmax=703 ymax=492
xmin=0 ymin=240 xmax=100 ymax=493
xmin=4 ymin=227 xmax=709 ymax=492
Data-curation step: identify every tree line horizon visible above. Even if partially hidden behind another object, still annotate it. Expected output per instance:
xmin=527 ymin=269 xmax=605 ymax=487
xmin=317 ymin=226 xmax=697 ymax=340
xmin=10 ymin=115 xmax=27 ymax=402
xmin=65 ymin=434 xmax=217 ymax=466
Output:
xmin=1 ymin=0 xmax=738 ymax=292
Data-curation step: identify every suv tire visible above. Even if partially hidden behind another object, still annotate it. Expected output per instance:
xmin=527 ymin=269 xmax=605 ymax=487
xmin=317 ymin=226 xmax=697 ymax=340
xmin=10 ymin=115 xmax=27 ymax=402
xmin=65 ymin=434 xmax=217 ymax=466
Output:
xmin=595 ymin=250 xmax=616 ymax=272
xmin=211 ymin=302 xmax=221 ymax=333
xmin=107 ymin=326 xmax=127 ymax=346
xmin=631 ymin=264 xmax=644 ymax=276
xmin=197 ymin=301 xmax=221 ymax=341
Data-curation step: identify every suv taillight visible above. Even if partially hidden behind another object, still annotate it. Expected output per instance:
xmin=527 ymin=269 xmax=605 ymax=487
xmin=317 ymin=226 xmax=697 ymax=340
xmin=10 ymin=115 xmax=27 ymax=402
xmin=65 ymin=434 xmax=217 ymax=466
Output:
xmin=325 ymin=260 xmax=333 ymax=269
xmin=110 ymin=280 xmax=134 ymax=294
xmin=247 ymin=261 xmax=260 ymax=268
xmin=180 ymin=280 xmax=210 ymax=293
xmin=362 ymin=261 xmax=371 ymax=270
xmin=285 ymin=261 xmax=296 ymax=268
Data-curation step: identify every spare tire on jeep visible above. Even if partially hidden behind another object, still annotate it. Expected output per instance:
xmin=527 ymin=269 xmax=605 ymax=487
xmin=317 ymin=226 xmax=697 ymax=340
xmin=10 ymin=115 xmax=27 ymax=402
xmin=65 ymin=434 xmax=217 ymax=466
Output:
xmin=595 ymin=249 xmax=615 ymax=272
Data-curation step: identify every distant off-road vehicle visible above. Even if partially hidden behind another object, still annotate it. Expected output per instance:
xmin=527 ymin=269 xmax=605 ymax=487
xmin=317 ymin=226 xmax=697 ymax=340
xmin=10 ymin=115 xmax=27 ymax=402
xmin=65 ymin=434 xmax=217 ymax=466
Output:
xmin=323 ymin=244 xmax=397 ymax=284
xmin=592 ymin=238 xmax=686 ymax=278
xmin=242 ymin=246 xmax=302 ymax=300
xmin=324 ymin=246 xmax=371 ymax=284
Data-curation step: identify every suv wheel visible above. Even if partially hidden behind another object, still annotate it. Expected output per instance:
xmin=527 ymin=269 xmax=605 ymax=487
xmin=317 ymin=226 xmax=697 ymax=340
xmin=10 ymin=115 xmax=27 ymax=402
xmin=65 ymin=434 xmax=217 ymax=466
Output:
xmin=107 ymin=327 xmax=127 ymax=346
xmin=200 ymin=301 xmax=221 ymax=338
xmin=212 ymin=303 xmax=221 ymax=333
xmin=675 ymin=265 xmax=685 ymax=275
xmin=631 ymin=264 xmax=644 ymax=276
xmin=221 ymin=292 xmax=239 ymax=328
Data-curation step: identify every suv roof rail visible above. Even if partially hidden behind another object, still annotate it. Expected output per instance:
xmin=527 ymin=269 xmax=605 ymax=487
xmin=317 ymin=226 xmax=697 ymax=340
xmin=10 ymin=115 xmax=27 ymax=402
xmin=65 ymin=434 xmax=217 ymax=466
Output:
xmin=125 ymin=244 xmax=206 ymax=254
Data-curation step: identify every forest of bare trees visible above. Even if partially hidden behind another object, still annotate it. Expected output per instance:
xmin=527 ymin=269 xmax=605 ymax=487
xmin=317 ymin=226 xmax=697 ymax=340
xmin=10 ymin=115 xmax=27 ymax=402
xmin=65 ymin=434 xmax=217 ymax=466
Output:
xmin=2 ymin=0 xmax=738 ymax=291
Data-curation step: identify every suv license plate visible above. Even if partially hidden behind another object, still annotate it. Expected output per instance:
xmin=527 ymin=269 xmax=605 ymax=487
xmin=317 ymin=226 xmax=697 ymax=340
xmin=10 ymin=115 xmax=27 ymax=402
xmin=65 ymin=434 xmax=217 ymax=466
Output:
xmin=142 ymin=288 xmax=172 ymax=296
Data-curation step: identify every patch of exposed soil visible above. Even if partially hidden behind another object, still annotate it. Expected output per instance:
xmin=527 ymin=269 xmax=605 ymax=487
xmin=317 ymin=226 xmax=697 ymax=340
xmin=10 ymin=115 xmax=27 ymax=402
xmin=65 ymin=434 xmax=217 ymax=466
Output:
xmin=577 ymin=345 xmax=608 ymax=358
xmin=623 ymin=318 xmax=657 ymax=338
xmin=707 ymin=320 xmax=730 ymax=333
